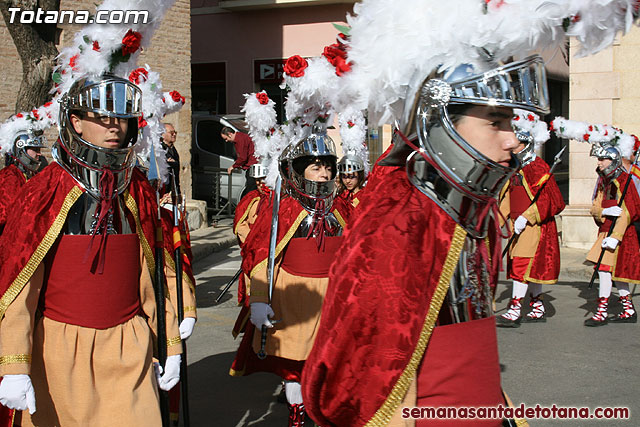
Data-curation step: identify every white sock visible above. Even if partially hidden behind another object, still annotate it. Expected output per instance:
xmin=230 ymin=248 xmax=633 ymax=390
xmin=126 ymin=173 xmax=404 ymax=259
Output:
xmin=285 ymin=380 xmax=303 ymax=405
xmin=529 ymin=283 xmax=543 ymax=298
xmin=512 ymin=280 xmax=528 ymax=299
xmin=617 ymin=282 xmax=631 ymax=297
xmin=598 ymin=272 xmax=613 ymax=299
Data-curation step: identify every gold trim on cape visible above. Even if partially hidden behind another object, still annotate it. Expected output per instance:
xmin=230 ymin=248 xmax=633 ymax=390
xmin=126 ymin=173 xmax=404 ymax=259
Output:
xmin=0 ymin=186 xmax=83 ymax=322
xmin=124 ymin=191 xmax=156 ymax=279
xmin=167 ymin=336 xmax=182 ymax=347
xmin=250 ymin=209 xmax=308 ymax=278
xmin=234 ymin=196 xmax=261 ymax=235
xmin=164 ymin=248 xmax=196 ymax=294
xmin=364 ymin=224 xmax=467 ymax=426
xmin=332 ymin=208 xmax=347 ymax=229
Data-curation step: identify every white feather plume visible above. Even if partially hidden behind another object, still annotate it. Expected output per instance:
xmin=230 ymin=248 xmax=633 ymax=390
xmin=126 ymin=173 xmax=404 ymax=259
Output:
xmin=512 ymin=109 xmax=550 ymax=150
xmin=551 ymin=116 xmax=637 ymax=158
xmin=341 ymin=0 xmax=640 ymax=127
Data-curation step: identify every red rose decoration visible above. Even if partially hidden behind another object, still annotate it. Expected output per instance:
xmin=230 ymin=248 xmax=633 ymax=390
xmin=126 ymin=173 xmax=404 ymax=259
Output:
xmin=334 ymin=56 xmax=352 ymax=77
xmin=583 ymin=133 xmax=590 ymax=141
xmin=138 ymin=116 xmax=147 ymax=128
xmin=513 ymin=116 xmax=520 ymax=121
xmin=15 ymin=113 xmax=23 ymax=118
xmin=284 ymin=55 xmax=308 ymax=78
xmin=69 ymin=54 xmax=79 ymax=70
xmin=527 ymin=114 xmax=535 ymax=121
xmin=44 ymin=101 xmax=52 ymax=108
xmin=588 ymin=125 xmax=593 ymax=132
xmin=31 ymin=109 xmax=39 ymax=120
xmin=170 ymin=90 xmax=185 ymax=104
xmin=122 ymin=30 xmax=142 ymax=56
xmin=323 ymin=44 xmax=347 ymax=63
xmin=92 ymin=41 xmax=100 ymax=52
xmin=129 ymin=67 xmax=149 ymax=84
xmin=347 ymin=121 xmax=355 ymax=128
xmin=256 ymin=92 xmax=269 ymax=105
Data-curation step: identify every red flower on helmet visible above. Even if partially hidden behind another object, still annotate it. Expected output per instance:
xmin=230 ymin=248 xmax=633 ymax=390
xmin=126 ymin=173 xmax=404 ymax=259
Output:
xmin=513 ymin=116 xmax=520 ymax=121
xmin=69 ymin=54 xmax=79 ymax=71
xmin=334 ymin=56 xmax=352 ymax=76
xmin=31 ymin=109 xmax=40 ymax=120
xmin=527 ymin=114 xmax=535 ymax=121
xmin=92 ymin=41 xmax=100 ymax=52
xmin=129 ymin=67 xmax=149 ymax=84
xmin=284 ymin=55 xmax=308 ymax=78
xmin=170 ymin=91 xmax=185 ymax=104
xmin=122 ymin=30 xmax=142 ymax=56
xmin=138 ymin=116 xmax=147 ymax=128
xmin=347 ymin=121 xmax=355 ymax=128
xmin=256 ymin=92 xmax=270 ymax=105
xmin=44 ymin=101 xmax=52 ymax=108
xmin=15 ymin=113 xmax=23 ymax=118
xmin=583 ymin=133 xmax=590 ymax=141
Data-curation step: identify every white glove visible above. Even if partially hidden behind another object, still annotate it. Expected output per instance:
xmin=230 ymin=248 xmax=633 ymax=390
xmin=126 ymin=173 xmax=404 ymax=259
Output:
xmin=513 ymin=215 xmax=528 ymax=235
xmin=155 ymin=355 xmax=181 ymax=391
xmin=0 ymin=374 xmax=36 ymax=414
xmin=602 ymin=237 xmax=619 ymax=250
xmin=602 ymin=206 xmax=622 ymax=217
xmin=179 ymin=317 xmax=196 ymax=340
xmin=250 ymin=303 xmax=275 ymax=329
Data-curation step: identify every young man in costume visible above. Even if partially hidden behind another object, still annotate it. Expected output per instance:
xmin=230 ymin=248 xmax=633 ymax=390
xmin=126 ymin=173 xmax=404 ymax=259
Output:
xmin=0 ymin=127 xmax=47 ymax=234
xmin=497 ymin=112 xmax=565 ymax=327
xmin=585 ymin=144 xmax=640 ymax=325
xmin=301 ymin=1 xmax=639 ymax=426
xmin=0 ymin=73 xmax=182 ymax=426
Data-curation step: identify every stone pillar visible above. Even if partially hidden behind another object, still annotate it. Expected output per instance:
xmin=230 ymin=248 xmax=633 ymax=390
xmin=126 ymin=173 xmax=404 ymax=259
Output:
xmin=561 ymin=40 xmax=617 ymax=249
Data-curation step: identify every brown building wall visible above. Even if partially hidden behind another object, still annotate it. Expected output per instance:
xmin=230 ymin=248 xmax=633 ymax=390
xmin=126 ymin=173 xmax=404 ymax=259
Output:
xmin=0 ymin=1 xmax=192 ymax=197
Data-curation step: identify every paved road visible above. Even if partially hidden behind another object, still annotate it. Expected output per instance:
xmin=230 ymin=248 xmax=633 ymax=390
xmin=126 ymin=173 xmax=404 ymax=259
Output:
xmin=184 ymin=246 xmax=639 ymax=426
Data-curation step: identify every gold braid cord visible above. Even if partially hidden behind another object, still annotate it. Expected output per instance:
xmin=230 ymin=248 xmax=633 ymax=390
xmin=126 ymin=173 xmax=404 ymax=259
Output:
xmin=124 ymin=191 xmax=156 ymax=280
xmin=0 ymin=186 xmax=83 ymax=322
xmin=365 ymin=225 xmax=467 ymax=426
xmin=0 ymin=354 xmax=31 ymax=366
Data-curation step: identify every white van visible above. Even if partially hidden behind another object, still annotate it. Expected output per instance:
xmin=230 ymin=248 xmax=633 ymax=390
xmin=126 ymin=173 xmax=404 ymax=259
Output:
xmin=191 ymin=113 xmax=248 ymax=212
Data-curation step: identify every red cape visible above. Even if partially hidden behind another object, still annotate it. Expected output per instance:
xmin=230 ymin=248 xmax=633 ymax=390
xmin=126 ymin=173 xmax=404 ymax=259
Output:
xmin=0 ymin=165 xmax=27 ymax=234
xmin=0 ymin=163 xmax=175 ymax=321
xmin=507 ymin=157 xmax=565 ymax=283
xmin=302 ymin=167 xmax=472 ymax=427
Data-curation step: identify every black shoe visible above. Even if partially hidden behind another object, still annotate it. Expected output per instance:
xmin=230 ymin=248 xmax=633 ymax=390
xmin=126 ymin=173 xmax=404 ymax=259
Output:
xmin=610 ymin=311 xmax=637 ymax=323
xmin=584 ymin=317 xmax=608 ymax=327
xmin=523 ymin=314 xmax=547 ymax=323
xmin=496 ymin=316 xmax=521 ymax=328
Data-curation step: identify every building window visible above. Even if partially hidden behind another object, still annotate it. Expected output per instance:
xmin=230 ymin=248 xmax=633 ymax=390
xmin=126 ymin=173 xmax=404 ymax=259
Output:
xmin=192 ymin=62 xmax=226 ymax=114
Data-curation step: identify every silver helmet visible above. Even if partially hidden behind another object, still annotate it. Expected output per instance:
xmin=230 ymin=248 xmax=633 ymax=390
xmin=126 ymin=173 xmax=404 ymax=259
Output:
xmin=591 ymin=143 xmax=622 ymax=180
xmin=514 ymin=131 xmax=536 ymax=167
xmin=249 ymin=159 xmax=268 ymax=179
xmin=280 ymin=129 xmax=338 ymax=214
xmin=405 ymin=55 xmax=550 ymax=237
xmin=53 ymin=74 xmax=142 ymax=199
xmin=12 ymin=127 xmax=47 ymax=177
xmin=338 ymin=153 xmax=364 ymax=174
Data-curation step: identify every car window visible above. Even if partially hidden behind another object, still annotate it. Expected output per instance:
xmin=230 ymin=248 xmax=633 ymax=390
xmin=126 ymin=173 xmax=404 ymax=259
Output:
xmin=195 ymin=120 xmax=237 ymax=158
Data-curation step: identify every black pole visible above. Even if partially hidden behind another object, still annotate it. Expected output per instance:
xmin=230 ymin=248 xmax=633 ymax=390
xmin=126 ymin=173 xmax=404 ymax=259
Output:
xmin=215 ymin=269 xmax=242 ymax=304
xmin=155 ymin=192 xmax=170 ymax=427
xmin=172 ymin=175 xmax=191 ymax=427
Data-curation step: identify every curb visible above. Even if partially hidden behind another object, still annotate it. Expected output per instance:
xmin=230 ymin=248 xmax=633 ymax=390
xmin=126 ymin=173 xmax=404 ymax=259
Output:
xmin=190 ymin=226 xmax=238 ymax=263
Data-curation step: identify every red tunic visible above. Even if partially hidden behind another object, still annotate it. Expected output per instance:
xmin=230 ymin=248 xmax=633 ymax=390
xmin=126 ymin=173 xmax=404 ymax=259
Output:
xmin=302 ymin=167 xmax=504 ymax=427
xmin=505 ymin=157 xmax=565 ymax=284
xmin=0 ymin=165 xmax=27 ymax=235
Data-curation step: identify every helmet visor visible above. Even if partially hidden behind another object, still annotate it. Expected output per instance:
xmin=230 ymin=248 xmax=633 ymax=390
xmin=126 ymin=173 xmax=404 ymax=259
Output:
xmin=449 ymin=56 xmax=549 ymax=115
xmin=70 ymin=79 xmax=142 ymax=118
